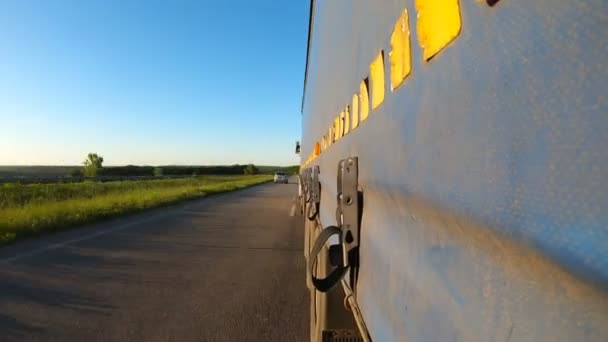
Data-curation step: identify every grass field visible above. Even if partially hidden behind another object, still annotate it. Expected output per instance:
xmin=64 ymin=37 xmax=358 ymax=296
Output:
xmin=0 ymin=175 xmax=271 ymax=245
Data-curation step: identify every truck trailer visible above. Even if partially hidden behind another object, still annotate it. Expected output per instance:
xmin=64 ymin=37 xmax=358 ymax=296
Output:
xmin=298 ymin=0 xmax=608 ymax=341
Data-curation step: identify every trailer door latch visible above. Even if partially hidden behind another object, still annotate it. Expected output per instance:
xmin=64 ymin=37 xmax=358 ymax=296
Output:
xmin=309 ymin=157 xmax=361 ymax=292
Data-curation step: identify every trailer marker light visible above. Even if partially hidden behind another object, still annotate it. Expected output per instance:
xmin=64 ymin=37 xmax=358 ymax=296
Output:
xmin=390 ymin=9 xmax=412 ymax=91
xmin=370 ymin=51 xmax=385 ymax=110
xmin=360 ymin=79 xmax=370 ymax=121
xmin=334 ymin=116 xmax=341 ymax=141
xmin=343 ymin=105 xmax=350 ymax=135
xmin=351 ymin=94 xmax=359 ymax=130
xmin=415 ymin=0 xmax=461 ymax=61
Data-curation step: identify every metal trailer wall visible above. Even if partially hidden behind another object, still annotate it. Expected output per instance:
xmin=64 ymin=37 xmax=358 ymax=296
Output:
xmin=301 ymin=0 xmax=608 ymax=340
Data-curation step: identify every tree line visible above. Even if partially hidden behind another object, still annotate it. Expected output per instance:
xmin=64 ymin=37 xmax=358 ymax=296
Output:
xmin=73 ymin=153 xmax=297 ymax=178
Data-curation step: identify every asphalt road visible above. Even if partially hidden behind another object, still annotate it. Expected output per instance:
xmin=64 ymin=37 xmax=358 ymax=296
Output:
xmin=0 ymin=180 xmax=307 ymax=342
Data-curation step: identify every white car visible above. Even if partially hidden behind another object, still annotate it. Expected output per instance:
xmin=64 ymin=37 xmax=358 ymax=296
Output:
xmin=273 ymin=171 xmax=288 ymax=184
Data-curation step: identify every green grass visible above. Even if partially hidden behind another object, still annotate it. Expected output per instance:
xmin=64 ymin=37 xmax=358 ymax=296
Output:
xmin=0 ymin=175 xmax=271 ymax=245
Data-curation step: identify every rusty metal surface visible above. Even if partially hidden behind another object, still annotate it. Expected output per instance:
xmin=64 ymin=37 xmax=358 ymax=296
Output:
xmin=301 ymin=0 xmax=608 ymax=340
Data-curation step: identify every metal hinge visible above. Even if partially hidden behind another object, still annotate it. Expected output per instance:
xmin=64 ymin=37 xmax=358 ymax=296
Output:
xmin=336 ymin=157 xmax=359 ymax=269
xmin=307 ymin=165 xmax=321 ymax=220
xmin=304 ymin=167 xmax=312 ymax=201
xmin=300 ymin=167 xmax=312 ymax=213
xmin=312 ymin=165 xmax=321 ymax=206
xmin=308 ymin=157 xmax=361 ymax=293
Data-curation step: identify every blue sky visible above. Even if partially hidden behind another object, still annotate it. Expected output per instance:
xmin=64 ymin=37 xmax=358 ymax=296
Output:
xmin=0 ymin=0 xmax=308 ymax=166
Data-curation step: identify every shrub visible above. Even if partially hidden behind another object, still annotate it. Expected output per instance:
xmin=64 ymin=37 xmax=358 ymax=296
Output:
xmin=83 ymin=153 xmax=103 ymax=178
xmin=243 ymin=164 xmax=259 ymax=175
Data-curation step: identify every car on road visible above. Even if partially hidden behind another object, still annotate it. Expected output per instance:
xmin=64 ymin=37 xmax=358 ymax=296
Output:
xmin=273 ymin=171 xmax=288 ymax=184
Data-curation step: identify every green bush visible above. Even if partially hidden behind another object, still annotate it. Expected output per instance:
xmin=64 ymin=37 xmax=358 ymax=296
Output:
xmin=83 ymin=153 xmax=104 ymax=178
xmin=243 ymin=164 xmax=259 ymax=175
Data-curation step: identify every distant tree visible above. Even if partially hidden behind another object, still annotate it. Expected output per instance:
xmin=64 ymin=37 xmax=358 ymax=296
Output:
xmin=153 ymin=167 xmax=163 ymax=177
xmin=243 ymin=164 xmax=259 ymax=175
xmin=83 ymin=153 xmax=104 ymax=178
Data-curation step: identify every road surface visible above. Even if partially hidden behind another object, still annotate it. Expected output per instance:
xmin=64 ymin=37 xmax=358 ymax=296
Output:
xmin=0 ymin=180 xmax=307 ymax=342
